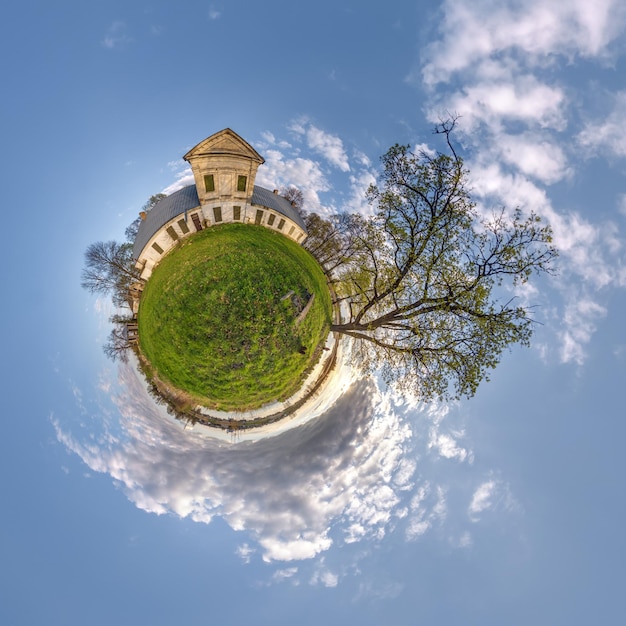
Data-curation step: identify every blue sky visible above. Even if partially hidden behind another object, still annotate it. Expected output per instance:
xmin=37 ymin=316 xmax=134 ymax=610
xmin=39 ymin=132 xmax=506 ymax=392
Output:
xmin=2 ymin=0 xmax=626 ymax=624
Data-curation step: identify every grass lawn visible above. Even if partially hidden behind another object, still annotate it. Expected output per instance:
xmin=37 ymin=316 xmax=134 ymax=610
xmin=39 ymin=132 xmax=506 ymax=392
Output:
xmin=138 ymin=223 xmax=332 ymax=411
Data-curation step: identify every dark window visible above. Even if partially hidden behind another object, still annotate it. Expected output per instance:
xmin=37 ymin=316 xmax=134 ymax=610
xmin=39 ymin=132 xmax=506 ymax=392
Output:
xmin=233 ymin=206 xmax=241 ymax=220
xmin=177 ymin=219 xmax=190 ymax=234
xmin=237 ymin=175 xmax=247 ymax=192
xmin=166 ymin=226 xmax=179 ymax=240
xmin=289 ymin=225 xmax=295 ymax=235
xmin=297 ymin=233 xmax=303 ymax=241
xmin=213 ymin=206 xmax=222 ymax=222
xmin=277 ymin=218 xmax=285 ymax=230
xmin=255 ymin=209 xmax=264 ymax=225
xmin=204 ymin=174 xmax=215 ymax=192
xmin=152 ymin=242 xmax=164 ymax=254
xmin=267 ymin=214 xmax=275 ymax=226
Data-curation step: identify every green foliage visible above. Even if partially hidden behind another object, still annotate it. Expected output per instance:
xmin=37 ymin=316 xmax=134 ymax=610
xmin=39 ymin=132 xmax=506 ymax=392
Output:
xmin=138 ymin=223 xmax=332 ymax=411
xmin=330 ymin=121 xmax=558 ymax=401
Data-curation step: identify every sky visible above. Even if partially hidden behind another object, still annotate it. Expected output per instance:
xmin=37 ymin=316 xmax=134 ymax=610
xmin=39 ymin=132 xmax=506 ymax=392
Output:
xmin=1 ymin=0 xmax=626 ymax=624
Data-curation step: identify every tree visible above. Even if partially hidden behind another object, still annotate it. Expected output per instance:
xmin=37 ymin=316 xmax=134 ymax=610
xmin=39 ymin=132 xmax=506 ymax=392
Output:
xmin=279 ymin=186 xmax=304 ymax=213
xmin=302 ymin=211 xmax=365 ymax=274
xmin=102 ymin=323 xmax=133 ymax=363
xmin=82 ymin=194 xmax=166 ymax=362
xmin=81 ymin=240 xmax=140 ymax=309
xmin=125 ymin=193 xmax=167 ymax=242
xmin=328 ymin=120 xmax=558 ymax=401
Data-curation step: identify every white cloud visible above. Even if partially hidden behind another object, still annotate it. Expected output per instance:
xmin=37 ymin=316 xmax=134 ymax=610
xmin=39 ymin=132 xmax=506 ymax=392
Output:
xmin=426 ymin=403 xmax=473 ymax=463
xmin=56 ymin=350 xmax=512 ymax=574
xmin=161 ymin=166 xmax=194 ymax=196
xmin=405 ymin=484 xmax=448 ymax=540
xmin=435 ymin=75 xmax=566 ymax=132
xmin=429 ymin=431 xmax=469 ymax=461
xmin=496 ymin=133 xmax=570 ymax=184
xmin=354 ymin=580 xmax=405 ymax=601
xmin=55 ymin=366 xmax=419 ymax=563
xmin=468 ymin=476 xmax=519 ymax=522
xmin=456 ymin=531 xmax=473 ymax=548
xmin=208 ymin=6 xmax=222 ymax=20
xmin=102 ymin=21 xmax=131 ymax=49
xmin=255 ymin=122 xmax=379 ymax=216
xmin=260 ymin=131 xmax=275 ymax=144
xmin=310 ymin=566 xmax=339 ymax=588
xmin=422 ymin=0 xmax=626 ymax=86
xmin=236 ymin=543 xmax=254 ymax=564
xmin=286 ymin=118 xmax=350 ymax=171
xmin=578 ymin=91 xmax=626 ymax=157
xmin=272 ymin=567 xmax=298 ymax=583
xmin=344 ymin=168 xmax=378 ymax=215
xmin=255 ymin=149 xmax=330 ymax=214
xmin=305 ymin=126 xmax=350 ymax=172
xmin=468 ymin=479 xmax=497 ymax=520
xmin=558 ymin=298 xmax=607 ymax=364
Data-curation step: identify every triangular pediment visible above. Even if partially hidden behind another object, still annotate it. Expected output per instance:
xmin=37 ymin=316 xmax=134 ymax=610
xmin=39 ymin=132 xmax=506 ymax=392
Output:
xmin=183 ymin=128 xmax=264 ymax=164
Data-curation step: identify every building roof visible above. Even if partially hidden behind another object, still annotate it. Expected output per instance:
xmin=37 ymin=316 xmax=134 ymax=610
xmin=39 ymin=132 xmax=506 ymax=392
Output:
xmin=251 ymin=186 xmax=307 ymax=230
xmin=183 ymin=128 xmax=265 ymax=164
xmin=132 ymin=185 xmax=200 ymax=259
xmin=132 ymin=184 xmax=307 ymax=260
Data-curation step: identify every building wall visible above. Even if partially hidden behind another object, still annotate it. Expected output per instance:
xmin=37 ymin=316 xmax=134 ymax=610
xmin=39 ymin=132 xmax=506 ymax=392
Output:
xmin=188 ymin=153 xmax=260 ymax=206
xmin=135 ymin=201 xmax=307 ymax=281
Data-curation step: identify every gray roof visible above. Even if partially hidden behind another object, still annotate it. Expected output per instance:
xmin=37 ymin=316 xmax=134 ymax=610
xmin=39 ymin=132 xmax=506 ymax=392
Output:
xmin=251 ymin=186 xmax=307 ymax=231
xmin=133 ymin=184 xmax=307 ymax=259
xmin=132 ymin=185 xmax=200 ymax=259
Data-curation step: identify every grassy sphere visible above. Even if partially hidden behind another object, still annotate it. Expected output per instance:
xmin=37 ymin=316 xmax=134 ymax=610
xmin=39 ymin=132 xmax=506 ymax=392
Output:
xmin=138 ymin=223 xmax=332 ymax=411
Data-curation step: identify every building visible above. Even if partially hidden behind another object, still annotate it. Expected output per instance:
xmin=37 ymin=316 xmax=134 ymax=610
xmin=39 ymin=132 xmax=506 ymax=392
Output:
xmin=132 ymin=128 xmax=308 ymax=281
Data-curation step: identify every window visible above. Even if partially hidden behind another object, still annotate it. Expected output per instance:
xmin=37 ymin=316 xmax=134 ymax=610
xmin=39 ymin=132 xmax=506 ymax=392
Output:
xmin=267 ymin=214 xmax=275 ymax=226
xmin=277 ymin=218 xmax=285 ymax=230
xmin=255 ymin=209 xmax=264 ymax=225
xmin=297 ymin=233 xmax=303 ymax=241
xmin=213 ymin=206 xmax=222 ymax=222
xmin=166 ymin=226 xmax=179 ymax=240
xmin=152 ymin=242 xmax=164 ymax=254
xmin=237 ymin=175 xmax=247 ymax=192
xmin=233 ymin=206 xmax=241 ymax=220
xmin=177 ymin=219 xmax=190 ymax=234
xmin=204 ymin=174 xmax=215 ymax=192
xmin=289 ymin=225 xmax=295 ymax=235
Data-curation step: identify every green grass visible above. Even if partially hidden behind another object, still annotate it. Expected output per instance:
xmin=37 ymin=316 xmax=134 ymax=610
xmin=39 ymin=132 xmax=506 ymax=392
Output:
xmin=138 ymin=223 xmax=332 ymax=411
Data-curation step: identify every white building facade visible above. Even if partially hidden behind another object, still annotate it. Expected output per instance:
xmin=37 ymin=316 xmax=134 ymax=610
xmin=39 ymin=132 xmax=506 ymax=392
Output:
xmin=132 ymin=128 xmax=308 ymax=281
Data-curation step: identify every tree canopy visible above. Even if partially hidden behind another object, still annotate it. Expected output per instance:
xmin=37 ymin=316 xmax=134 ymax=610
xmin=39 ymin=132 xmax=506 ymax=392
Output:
xmin=80 ymin=240 xmax=140 ymax=309
xmin=323 ymin=121 xmax=557 ymax=401
xmin=279 ymin=186 xmax=304 ymax=212
xmin=82 ymin=194 xmax=167 ymax=310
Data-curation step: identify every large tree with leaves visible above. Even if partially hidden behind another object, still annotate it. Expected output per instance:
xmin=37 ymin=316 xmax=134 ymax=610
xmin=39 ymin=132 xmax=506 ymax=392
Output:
xmin=328 ymin=121 xmax=557 ymax=401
